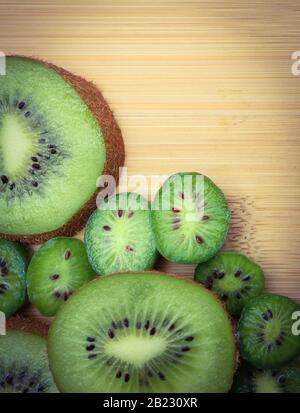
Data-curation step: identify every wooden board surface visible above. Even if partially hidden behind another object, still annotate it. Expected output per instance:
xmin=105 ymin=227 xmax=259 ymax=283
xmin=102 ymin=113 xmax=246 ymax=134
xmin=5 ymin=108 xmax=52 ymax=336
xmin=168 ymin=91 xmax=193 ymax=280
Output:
xmin=0 ymin=0 xmax=299 ymax=325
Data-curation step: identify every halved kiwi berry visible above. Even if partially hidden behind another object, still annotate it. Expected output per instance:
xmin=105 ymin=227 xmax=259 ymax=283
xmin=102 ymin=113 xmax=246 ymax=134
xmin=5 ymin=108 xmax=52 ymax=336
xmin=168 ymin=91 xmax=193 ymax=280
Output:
xmin=0 ymin=239 xmax=29 ymax=317
xmin=0 ymin=56 xmax=124 ymax=244
xmin=0 ymin=318 xmax=58 ymax=393
xmin=232 ymin=363 xmax=300 ymax=393
xmin=85 ymin=193 xmax=157 ymax=275
xmin=48 ymin=272 xmax=236 ymax=393
xmin=151 ymin=172 xmax=230 ymax=264
xmin=27 ymin=237 xmax=96 ymax=316
xmin=194 ymin=252 xmax=265 ymax=316
xmin=238 ymin=293 xmax=300 ymax=369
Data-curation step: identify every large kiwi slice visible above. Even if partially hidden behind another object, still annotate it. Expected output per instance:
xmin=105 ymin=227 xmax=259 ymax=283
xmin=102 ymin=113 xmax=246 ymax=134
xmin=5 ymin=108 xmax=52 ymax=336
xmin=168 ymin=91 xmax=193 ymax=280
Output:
xmin=151 ymin=172 xmax=230 ymax=264
xmin=85 ymin=193 xmax=157 ymax=274
xmin=27 ymin=237 xmax=96 ymax=316
xmin=0 ymin=239 xmax=29 ymax=317
xmin=0 ymin=56 xmax=124 ymax=244
xmin=0 ymin=318 xmax=58 ymax=393
xmin=238 ymin=293 xmax=300 ymax=369
xmin=232 ymin=363 xmax=300 ymax=393
xmin=194 ymin=252 xmax=265 ymax=316
xmin=48 ymin=272 xmax=236 ymax=393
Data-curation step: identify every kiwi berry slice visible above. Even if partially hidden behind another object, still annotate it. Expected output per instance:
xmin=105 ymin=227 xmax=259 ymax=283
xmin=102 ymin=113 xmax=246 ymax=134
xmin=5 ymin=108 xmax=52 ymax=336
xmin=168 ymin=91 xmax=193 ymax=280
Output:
xmin=232 ymin=363 xmax=300 ymax=393
xmin=0 ymin=56 xmax=124 ymax=244
xmin=27 ymin=237 xmax=95 ymax=316
xmin=48 ymin=272 xmax=236 ymax=393
xmin=151 ymin=172 xmax=230 ymax=264
xmin=0 ymin=318 xmax=58 ymax=393
xmin=0 ymin=239 xmax=29 ymax=317
xmin=238 ymin=293 xmax=300 ymax=369
xmin=194 ymin=252 xmax=265 ymax=316
xmin=85 ymin=193 xmax=157 ymax=275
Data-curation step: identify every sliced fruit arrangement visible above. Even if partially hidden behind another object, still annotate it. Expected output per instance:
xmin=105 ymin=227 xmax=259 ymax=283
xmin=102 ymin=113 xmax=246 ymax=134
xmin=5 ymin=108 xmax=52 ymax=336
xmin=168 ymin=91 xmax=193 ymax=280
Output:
xmin=238 ymin=293 xmax=300 ymax=369
xmin=232 ymin=363 xmax=300 ymax=393
xmin=48 ymin=272 xmax=236 ymax=393
xmin=151 ymin=172 xmax=230 ymax=264
xmin=27 ymin=237 xmax=95 ymax=316
xmin=0 ymin=56 xmax=124 ymax=244
xmin=194 ymin=252 xmax=265 ymax=316
xmin=0 ymin=318 xmax=58 ymax=393
xmin=0 ymin=239 xmax=29 ymax=317
xmin=85 ymin=193 xmax=157 ymax=275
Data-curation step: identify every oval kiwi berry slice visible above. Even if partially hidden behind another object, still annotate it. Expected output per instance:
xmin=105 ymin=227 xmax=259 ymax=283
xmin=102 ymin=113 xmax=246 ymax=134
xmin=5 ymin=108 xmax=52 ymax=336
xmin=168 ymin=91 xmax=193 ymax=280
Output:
xmin=232 ymin=363 xmax=300 ymax=393
xmin=238 ymin=293 xmax=300 ymax=369
xmin=151 ymin=172 xmax=230 ymax=264
xmin=27 ymin=237 xmax=96 ymax=316
xmin=0 ymin=318 xmax=58 ymax=393
xmin=0 ymin=56 xmax=124 ymax=244
xmin=48 ymin=272 xmax=236 ymax=393
xmin=85 ymin=193 xmax=157 ymax=275
xmin=194 ymin=252 xmax=265 ymax=316
xmin=0 ymin=239 xmax=29 ymax=317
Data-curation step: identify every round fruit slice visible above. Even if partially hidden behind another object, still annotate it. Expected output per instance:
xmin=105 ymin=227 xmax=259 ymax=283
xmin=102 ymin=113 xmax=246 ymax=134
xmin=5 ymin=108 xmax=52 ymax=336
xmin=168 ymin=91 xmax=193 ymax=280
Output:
xmin=0 ymin=239 xmax=29 ymax=317
xmin=27 ymin=237 xmax=96 ymax=316
xmin=0 ymin=318 xmax=58 ymax=393
xmin=85 ymin=193 xmax=157 ymax=275
xmin=48 ymin=272 xmax=236 ymax=393
xmin=151 ymin=172 xmax=230 ymax=264
xmin=194 ymin=252 xmax=265 ymax=316
xmin=232 ymin=363 xmax=300 ymax=393
xmin=0 ymin=56 xmax=124 ymax=244
xmin=238 ymin=293 xmax=300 ymax=369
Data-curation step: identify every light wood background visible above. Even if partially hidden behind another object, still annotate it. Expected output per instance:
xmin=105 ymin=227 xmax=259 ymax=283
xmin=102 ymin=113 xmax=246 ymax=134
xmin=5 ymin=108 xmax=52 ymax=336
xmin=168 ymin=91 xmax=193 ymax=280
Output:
xmin=0 ymin=0 xmax=299 ymax=323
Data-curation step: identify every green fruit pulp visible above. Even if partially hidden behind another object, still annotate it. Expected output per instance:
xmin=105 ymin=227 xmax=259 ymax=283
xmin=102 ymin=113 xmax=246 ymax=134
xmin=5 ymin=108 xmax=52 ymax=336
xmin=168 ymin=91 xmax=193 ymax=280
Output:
xmin=0 ymin=56 xmax=106 ymax=235
xmin=27 ymin=237 xmax=95 ymax=316
xmin=48 ymin=272 xmax=236 ymax=393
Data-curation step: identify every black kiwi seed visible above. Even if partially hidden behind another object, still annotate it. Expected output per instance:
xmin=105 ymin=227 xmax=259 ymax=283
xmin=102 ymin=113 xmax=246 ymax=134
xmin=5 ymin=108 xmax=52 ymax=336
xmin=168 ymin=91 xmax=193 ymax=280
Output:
xmin=181 ymin=346 xmax=190 ymax=352
xmin=124 ymin=373 xmax=130 ymax=383
xmin=150 ymin=327 xmax=156 ymax=336
xmin=144 ymin=320 xmax=150 ymax=330
xmin=31 ymin=181 xmax=38 ymax=188
xmin=124 ymin=318 xmax=129 ymax=328
xmin=112 ymin=322 xmax=117 ymax=329
xmin=1 ymin=175 xmax=8 ymax=184
xmin=86 ymin=344 xmax=95 ymax=351
xmin=48 ymin=144 xmax=56 ymax=149
xmin=220 ymin=293 xmax=228 ymax=301
xmin=158 ymin=372 xmax=166 ymax=381
xmin=88 ymin=354 xmax=97 ymax=360
xmin=278 ymin=375 xmax=286 ymax=384
xmin=50 ymin=149 xmax=57 ymax=155
xmin=18 ymin=101 xmax=25 ymax=109
xmin=185 ymin=336 xmax=194 ymax=342
xmin=243 ymin=275 xmax=251 ymax=281
xmin=116 ymin=371 xmax=122 ymax=379
xmin=235 ymin=270 xmax=242 ymax=277
xmin=31 ymin=157 xmax=38 ymax=162
xmin=24 ymin=111 xmax=31 ymax=117
xmin=103 ymin=225 xmax=111 ymax=231
xmin=168 ymin=323 xmax=176 ymax=332
xmin=9 ymin=183 xmax=16 ymax=191
xmin=87 ymin=336 xmax=95 ymax=342
xmin=108 ymin=329 xmax=114 ymax=339
xmin=32 ymin=163 xmax=40 ymax=170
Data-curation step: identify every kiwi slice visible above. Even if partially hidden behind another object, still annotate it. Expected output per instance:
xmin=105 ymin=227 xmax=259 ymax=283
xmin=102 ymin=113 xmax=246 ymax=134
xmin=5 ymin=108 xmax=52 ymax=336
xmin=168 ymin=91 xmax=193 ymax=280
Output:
xmin=27 ymin=237 xmax=95 ymax=316
xmin=232 ymin=363 xmax=300 ymax=393
xmin=0 ymin=56 xmax=124 ymax=244
xmin=85 ymin=193 xmax=157 ymax=275
xmin=0 ymin=318 xmax=58 ymax=393
xmin=194 ymin=252 xmax=265 ymax=316
xmin=0 ymin=239 xmax=29 ymax=317
xmin=48 ymin=272 xmax=236 ymax=393
xmin=151 ymin=172 xmax=230 ymax=264
xmin=238 ymin=293 xmax=300 ymax=369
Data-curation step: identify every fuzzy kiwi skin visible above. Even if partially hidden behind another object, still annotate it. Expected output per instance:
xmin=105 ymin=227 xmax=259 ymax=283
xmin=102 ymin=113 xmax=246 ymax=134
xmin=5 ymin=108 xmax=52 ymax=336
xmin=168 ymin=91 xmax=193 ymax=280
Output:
xmin=6 ymin=316 xmax=49 ymax=338
xmin=0 ymin=56 xmax=125 ymax=245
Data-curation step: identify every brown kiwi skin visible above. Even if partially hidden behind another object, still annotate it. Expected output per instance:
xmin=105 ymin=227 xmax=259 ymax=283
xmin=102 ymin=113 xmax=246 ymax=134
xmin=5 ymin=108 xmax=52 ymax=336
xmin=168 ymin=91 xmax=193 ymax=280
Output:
xmin=0 ymin=56 xmax=125 ymax=245
xmin=6 ymin=316 xmax=49 ymax=339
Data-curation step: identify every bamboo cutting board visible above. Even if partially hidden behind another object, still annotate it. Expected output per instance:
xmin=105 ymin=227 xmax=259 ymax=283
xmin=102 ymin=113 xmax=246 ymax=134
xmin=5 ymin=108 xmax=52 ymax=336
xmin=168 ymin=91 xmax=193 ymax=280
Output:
xmin=0 ymin=0 xmax=299 ymax=325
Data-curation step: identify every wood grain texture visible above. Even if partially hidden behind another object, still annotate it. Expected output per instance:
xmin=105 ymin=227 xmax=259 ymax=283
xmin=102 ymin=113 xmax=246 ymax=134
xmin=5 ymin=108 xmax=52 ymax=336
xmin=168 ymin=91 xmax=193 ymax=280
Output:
xmin=0 ymin=1 xmax=299 ymax=325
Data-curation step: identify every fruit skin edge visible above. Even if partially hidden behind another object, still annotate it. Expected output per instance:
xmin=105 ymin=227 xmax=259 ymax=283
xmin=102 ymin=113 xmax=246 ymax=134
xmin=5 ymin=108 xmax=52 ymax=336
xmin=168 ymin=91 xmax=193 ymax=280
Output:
xmin=0 ymin=56 xmax=125 ymax=245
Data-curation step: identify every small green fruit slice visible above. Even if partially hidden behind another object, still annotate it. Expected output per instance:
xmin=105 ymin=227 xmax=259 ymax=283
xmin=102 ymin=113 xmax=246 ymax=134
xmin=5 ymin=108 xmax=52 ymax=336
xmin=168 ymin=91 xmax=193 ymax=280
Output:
xmin=27 ymin=237 xmax=95 ymax=316
xmin=194 ymin=252 xmax=265 ymax=316
xmin=85 ymin=193 xmax=157 ymax=275
xmin=238 ymin=293 xmax=300 ymax=369
xmin=48 ymin=272 xmax=236 ymax=393
xmin=151 ymin=172 xmax=230 ymax=264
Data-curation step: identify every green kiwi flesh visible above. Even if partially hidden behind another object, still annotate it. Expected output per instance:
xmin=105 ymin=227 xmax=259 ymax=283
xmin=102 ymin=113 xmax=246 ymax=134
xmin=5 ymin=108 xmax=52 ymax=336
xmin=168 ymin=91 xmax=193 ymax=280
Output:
xmin=48 ymin=272 xmax=236 ymax=393
xmin=238 ymin=293 xmax=300 ymax=369
xmin=85 ymin=193 xmax=157 ymax=275
xmin=0 ymin=239 xmax=29 ymax=317
xmin=27 ymin=237 xmax=96 ymax=316
xmin=0 ymin=319 xmax=58 ymax=393
xmin=0 ymin=56 xmax=124 ymax=243
xmin=151 ymin=172 xmax=230 ymax=264
xmin=232 ymin=363 xmax=300 ymax=393
xmin=194 ymin=252 xmax=265 ymax=316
